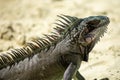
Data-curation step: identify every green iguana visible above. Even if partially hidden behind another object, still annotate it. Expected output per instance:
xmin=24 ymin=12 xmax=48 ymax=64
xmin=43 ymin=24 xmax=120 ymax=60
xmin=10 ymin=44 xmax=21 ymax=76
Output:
xmin=0 ymin=15 xmax=110 ymax=80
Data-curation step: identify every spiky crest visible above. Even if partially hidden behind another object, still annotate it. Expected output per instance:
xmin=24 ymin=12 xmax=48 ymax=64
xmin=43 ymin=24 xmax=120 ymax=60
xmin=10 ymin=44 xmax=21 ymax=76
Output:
xmin=0 ymin=15 xmax=82 ymax=69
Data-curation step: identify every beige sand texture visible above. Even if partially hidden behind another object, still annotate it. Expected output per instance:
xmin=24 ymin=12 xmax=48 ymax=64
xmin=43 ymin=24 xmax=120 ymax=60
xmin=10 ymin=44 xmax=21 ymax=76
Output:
xmin=0 ymin=0 xmax=120 ymax=80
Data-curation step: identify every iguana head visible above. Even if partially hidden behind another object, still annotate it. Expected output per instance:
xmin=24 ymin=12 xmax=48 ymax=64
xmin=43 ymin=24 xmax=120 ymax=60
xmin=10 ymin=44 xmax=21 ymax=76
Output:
xmin=56 ymin=15 xmax=110 ymax=46
xmin=75 ymin=16 xmax=110 ymax=46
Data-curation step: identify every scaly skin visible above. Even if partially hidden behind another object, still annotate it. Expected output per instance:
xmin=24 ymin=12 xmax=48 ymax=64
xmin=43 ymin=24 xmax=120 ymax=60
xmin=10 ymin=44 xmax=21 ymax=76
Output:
xmin=0 ymin=15 xmax=110 ymax=80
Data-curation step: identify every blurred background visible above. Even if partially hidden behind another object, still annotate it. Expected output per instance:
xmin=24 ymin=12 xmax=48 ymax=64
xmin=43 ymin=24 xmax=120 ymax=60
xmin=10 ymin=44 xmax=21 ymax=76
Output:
xmin=0 ymin=0 xmax=120 ymax=80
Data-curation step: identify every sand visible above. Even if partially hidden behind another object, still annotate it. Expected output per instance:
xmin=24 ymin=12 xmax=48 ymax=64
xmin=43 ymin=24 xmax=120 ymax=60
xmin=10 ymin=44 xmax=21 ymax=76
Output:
xmin=0 ymin=0 xmax=120 ymax=80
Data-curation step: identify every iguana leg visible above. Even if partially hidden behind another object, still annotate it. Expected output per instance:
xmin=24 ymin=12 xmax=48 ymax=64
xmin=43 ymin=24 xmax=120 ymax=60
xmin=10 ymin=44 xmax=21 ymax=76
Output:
xmin=76 ymin=71 xmax=85 ymax=80
xmin=63 ymin=62 xmax=77 ymax=80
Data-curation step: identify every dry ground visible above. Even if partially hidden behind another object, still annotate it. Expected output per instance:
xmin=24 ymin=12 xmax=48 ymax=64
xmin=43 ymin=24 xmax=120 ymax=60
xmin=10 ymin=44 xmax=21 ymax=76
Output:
xmin=0 ymin=0 xmax=120 ymax=80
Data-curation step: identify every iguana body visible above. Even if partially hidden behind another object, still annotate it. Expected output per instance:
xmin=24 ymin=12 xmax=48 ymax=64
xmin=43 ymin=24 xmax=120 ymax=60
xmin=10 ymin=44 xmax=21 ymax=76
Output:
xmin=0 ymin=15 xmax=110 ymax=80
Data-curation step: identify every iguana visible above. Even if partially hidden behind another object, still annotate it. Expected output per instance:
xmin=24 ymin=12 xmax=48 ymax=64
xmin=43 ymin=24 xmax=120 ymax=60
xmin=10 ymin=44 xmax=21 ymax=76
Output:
xmin=0 ymin=15 xmax=110 ymax=80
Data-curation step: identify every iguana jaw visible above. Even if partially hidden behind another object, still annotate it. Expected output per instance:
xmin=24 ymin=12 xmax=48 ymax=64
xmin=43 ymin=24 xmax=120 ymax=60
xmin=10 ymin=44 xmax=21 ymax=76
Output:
xmin=80 ymin=16 xmax=110 ymax=45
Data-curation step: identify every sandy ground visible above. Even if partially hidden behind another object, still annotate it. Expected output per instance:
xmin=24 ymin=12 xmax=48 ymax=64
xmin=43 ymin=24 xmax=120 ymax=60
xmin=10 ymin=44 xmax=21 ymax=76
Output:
xmin=0 ymin=0 xmax=120 ymax=80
